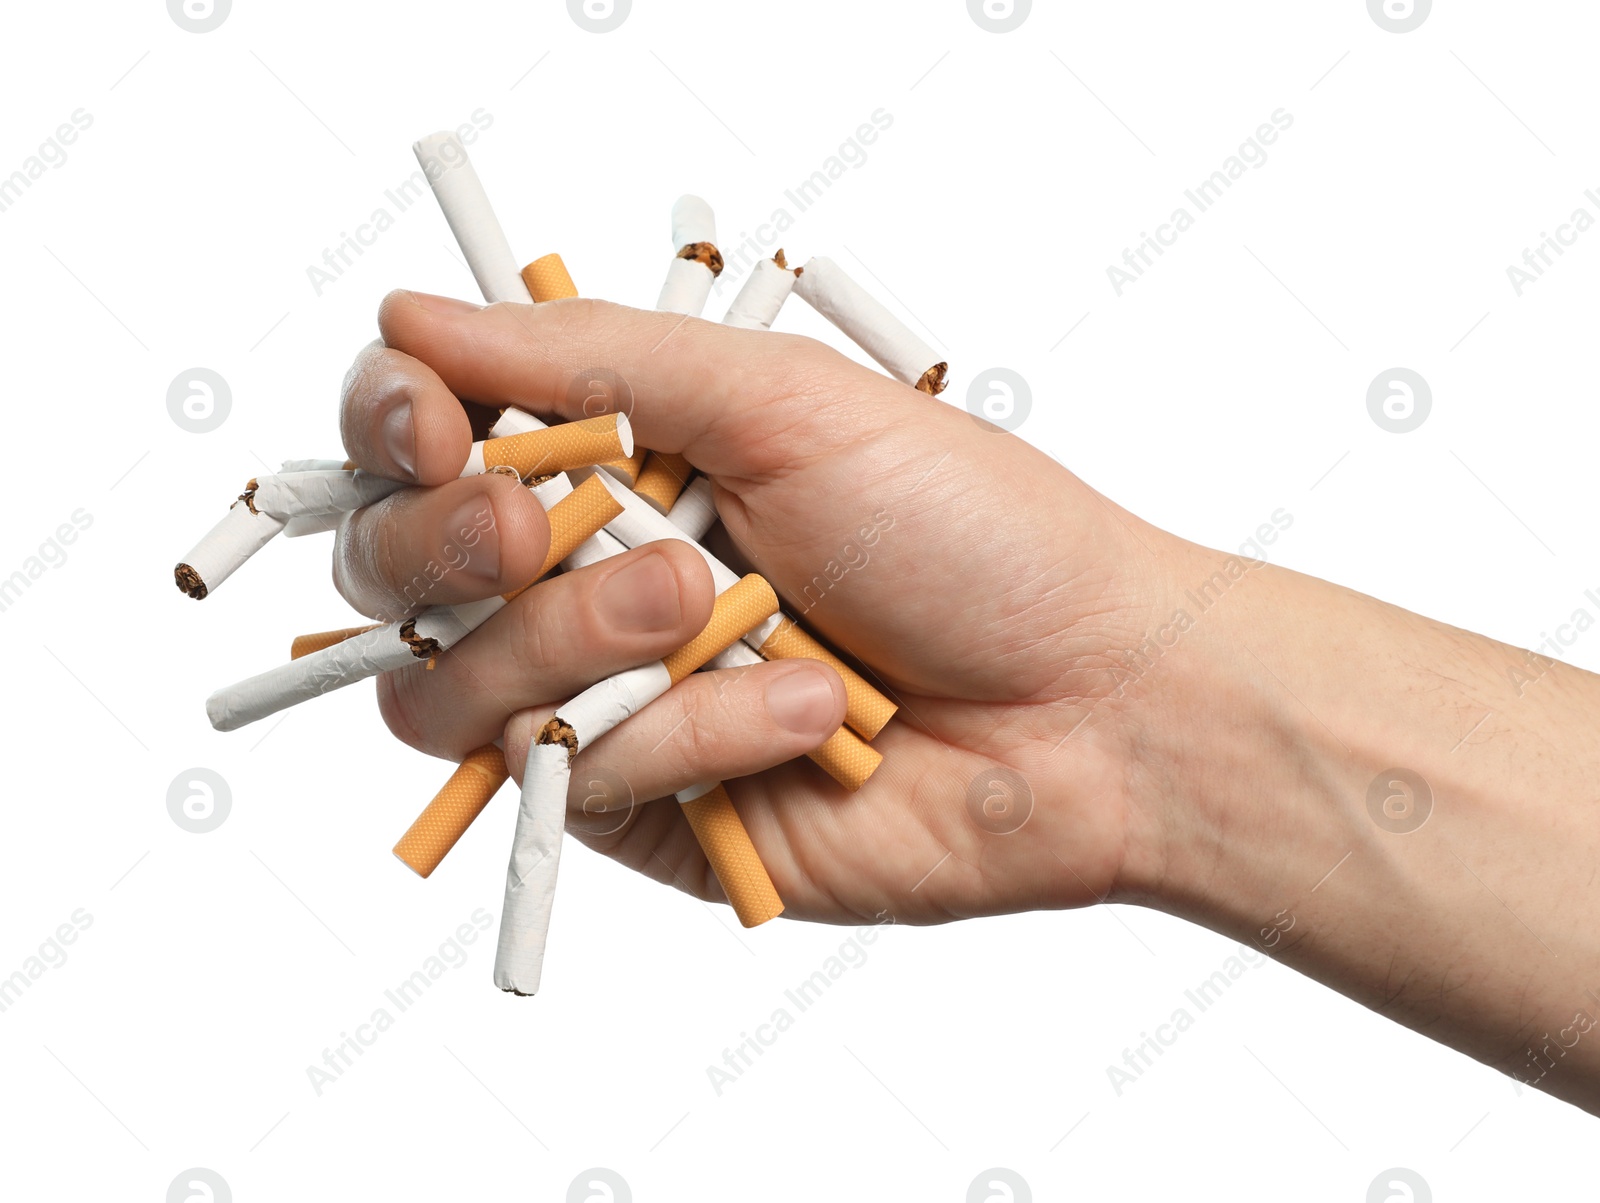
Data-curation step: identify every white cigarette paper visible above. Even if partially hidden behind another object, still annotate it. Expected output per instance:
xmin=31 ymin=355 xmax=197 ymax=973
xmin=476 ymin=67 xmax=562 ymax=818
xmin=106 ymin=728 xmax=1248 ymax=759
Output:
xmin=722 ymin=253 xmax=798 ymax=331
xmin=493 ymin=742 xmax=570 ymax=995
xmin=655 ymin=195 xmax=721 ymax=316
xmin=175 ymin=503 xmax=287 ymax=600
xmin=205 ymin=478 xmax=573 ymax=730
xmin=413 ymin=132 xmax=534 ymax=306
xmin=794 ymin=256 xmax=946 ymax=394
xmin=665 ymin=475 xmax=717 ymax=541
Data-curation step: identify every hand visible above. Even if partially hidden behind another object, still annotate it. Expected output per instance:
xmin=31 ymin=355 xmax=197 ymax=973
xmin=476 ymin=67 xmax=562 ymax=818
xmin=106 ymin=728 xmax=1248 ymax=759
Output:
xmin=335 ymin=289 xmax=1187 ymax=925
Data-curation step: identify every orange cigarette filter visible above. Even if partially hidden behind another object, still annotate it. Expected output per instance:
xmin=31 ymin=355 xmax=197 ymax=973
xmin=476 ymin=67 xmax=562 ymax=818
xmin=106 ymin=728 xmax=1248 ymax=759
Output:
xmin=393 ymin=744 xmax=509 ymax=877
xmin=602 ymin=448 xmax=648 ymax=485
xmin=502 ymin=475 xmax=622 ymax=602
xmin=663 ymin=575 xmax=780 ymax=683
xmin=758 ymin=618 xmax=897 ymax=740
xmin=681 ymin=783 xmax=784 ymax=927
xmin=521 ymin=253 xmax=578 ymax=302
xmin=806 ymin=725 xmax=883 ymax=792
xmin=481 ymin=412 xmax=631 ymax=479
xmin=290 ymin=623 xmax=380 ymax=660
xmin=633 ymin=452 xmax=692 ymax=513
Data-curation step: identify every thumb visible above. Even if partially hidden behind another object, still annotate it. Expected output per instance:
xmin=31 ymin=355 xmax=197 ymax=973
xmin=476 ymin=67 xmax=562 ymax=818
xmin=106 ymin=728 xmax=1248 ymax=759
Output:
xmin=377 ymin=290 xmax=906 ymax=479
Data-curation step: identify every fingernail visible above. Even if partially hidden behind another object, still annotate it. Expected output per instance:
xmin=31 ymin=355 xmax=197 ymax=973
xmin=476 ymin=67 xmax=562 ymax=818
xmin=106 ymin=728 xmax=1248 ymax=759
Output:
xmin=595 ymin=552 xmax=682 ymax=633
xmin=381 ymin=402 xmax=417 ymax=478
xmin=407 ymin=290 xmax=483 ymax=315
xmin=446 ymin=496 xmax=500 ymax=581
xmin=765 ymin=666 xmax=838 ymax=735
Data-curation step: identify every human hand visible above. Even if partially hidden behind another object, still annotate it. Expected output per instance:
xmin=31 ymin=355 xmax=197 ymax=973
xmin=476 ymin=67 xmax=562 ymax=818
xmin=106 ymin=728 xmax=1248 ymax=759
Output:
xmin=333 ymin=288 xmax=1196 ymax=925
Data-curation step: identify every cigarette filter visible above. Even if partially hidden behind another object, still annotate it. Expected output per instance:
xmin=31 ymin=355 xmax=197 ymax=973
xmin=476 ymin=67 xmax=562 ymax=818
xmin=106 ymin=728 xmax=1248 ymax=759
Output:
xmin=588 ymin=469 xmax=897 ymax=740
xmin=700 ymin=641 xmax=882 ymax=792
xmin=675 ymin=781 xmax=784 ymax=927
xmin=632 ymin=452 xmax=692 ymax=514
xmin=291 ymin=624 xmax=380 ymax=660
xmin=467 ymin=412 xmax=633 ymax=479
xmin=758 ymin=618 xmax=897 ymax=739
xmin=794 ymin=256 xmax=947 ymax=395
xmin=521 ymin=253 xmax=578 ymax=302
xmin=413 ymin=132 xmax=533 ymax=306
xmin=393 ymin=744 xmax=509 ymax=878
xmin=664 ymin=474 xmax=717 ymax=541
xmin=208 ymin=477 xmax=620 ymax=730
xmin=656 ymin=195 xmax=723 ymax=316
xmin=721 ymin=251 xmax=798 ymax=331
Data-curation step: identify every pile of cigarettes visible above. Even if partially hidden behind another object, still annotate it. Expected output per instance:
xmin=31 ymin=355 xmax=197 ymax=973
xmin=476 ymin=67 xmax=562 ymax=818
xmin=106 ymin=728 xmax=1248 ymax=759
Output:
xmin=175 ymin=131 xmax=948 ymax=996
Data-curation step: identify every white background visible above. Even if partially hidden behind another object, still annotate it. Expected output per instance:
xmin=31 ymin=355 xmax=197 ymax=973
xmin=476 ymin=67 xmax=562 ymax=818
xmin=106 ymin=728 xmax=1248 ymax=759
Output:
xmin=1 ymin=0 xmax=1595 ymax=1199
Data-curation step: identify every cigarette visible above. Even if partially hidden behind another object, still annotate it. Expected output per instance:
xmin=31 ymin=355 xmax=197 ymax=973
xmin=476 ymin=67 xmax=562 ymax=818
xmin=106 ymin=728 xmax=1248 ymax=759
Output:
xmin=494 ymin=573 xmax=781 ymax=995
xmin=794 ymin=256 xmax=947 ymax=396
xmin=413 ymin=132 xmax=533 ymax=306
xmin=700 ymin=640 xmax=883 ymax=791
xmin=631 ymin=452 xmax=692 ymax=514
xmin=675 ymin=781 xmax=784 ymax=927
xmin=174 ymin=470 xmax=402 ymax=599
xmin=585 ymin=469 xmax=898 ymax=740
xmin=393 ymin=743 xmax=510 ymax=878
xmin=466 ymin=412 xmax=632 ymax=479
xmin=721 ymin=250 xmax=799 ymax=331
xmin=655 ymin=195 xmax=723 ymax=317
xmin=520 ymin=252 xmax=578 ymax=302
xmin=290 ymin=624 xmax=380 ymax=660
xmin=664 ymin=474 xmax=717 ymax=541
xmin=208 ymin=475 xmax=621 ymax=730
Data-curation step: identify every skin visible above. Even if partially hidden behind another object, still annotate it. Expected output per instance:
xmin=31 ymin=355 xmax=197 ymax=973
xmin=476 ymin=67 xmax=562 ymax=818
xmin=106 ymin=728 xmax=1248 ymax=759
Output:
xmin=337 ymin=289 xmax=1600 ymax=1115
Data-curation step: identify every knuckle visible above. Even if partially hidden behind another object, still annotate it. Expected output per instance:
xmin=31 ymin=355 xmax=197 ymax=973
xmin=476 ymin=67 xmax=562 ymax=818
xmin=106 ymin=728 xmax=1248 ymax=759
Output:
xmin=376 ymin=668 xmax=432 ymax=753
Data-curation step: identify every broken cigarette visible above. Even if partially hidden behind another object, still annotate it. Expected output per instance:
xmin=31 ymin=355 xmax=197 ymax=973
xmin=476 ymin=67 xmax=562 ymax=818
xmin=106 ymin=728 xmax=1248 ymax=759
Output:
xmin=494 ymin=573 xmax=780 ymax=995
xmin=721 ymin=250 xmax=800 ymax=331
xmin=585 ymin=469 xmax=898 ymax=742
xmin=794 ymin=256 xmax=947 ymax=396
xmin=393 ymin=743 xmax=510 ymax=878
xmin=655 ymin=194 xmax=723 ymax=317
xmin=414 ymin=132 xmax=533 ymax=306
xmin=174 ymin=470 xmax=402 ymax=600
xmin=209 ymin=475 xmax=621 ymax=731
xmin=675 ymin=781 xmax=784 ymax=927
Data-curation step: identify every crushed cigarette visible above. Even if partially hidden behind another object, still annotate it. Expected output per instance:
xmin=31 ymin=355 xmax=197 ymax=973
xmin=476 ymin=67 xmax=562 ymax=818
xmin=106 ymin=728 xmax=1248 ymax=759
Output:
xmin=721 ymin=251 xmax=800 ymax=331
xmin=632 ymin=451 xmax=692 ymax=514
xmin=656 ymin=194 xmax=723 ymax=316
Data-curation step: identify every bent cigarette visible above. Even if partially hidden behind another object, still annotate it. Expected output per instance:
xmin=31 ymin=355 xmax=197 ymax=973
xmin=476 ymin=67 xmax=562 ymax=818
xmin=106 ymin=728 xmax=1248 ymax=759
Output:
xmin=722 ymin=250 xmax=799 ymax=331
xmin=794 ymin=256 xmax=947 ymax=395
xmin=665 ymin=475 xmax=717 ymax=541
xmin=467 ymin=412 xmax=632 ymax=479
xmin=291 ymin=624 xmax=380 ymax=660
xmin=587 ymin=469 xmax=897 ymax=740
xmin=393 ymin=743 xmax=509 ymax=878
xmin=521 ymin=252 xmax=578 ymax=302
xmin=413 ymin=132 xmax=533 ymax=306
xmin=174 ymin=503 xmax=286 ymax=600
xmin=494 ymin=574 xmax=780 ymax=995
xmin=656 ymin=195 xmax=723 ymax=316
xmin=209 ymin=476 xmax=620 ymax=730
xmin=632 ymin=452 xmax=692 ymax=514
xmin=675 ymin=781 xmax=784 ymax=927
